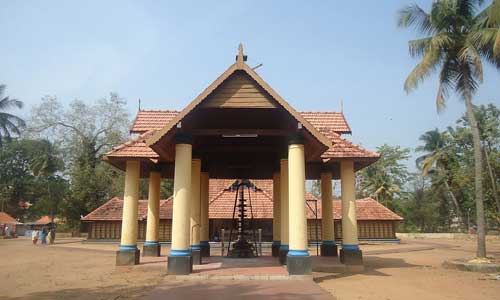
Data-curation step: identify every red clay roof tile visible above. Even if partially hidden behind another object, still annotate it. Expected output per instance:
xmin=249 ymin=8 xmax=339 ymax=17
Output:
xmin=130 ymin=110 xmax=352 ymax=134
xmin=106 ymin=111 xmax=377 ymax=160
xmin=82 ymin=180 xmax=402 ymax=221
xmin=0 ymin=212 xmax=17 ymax=224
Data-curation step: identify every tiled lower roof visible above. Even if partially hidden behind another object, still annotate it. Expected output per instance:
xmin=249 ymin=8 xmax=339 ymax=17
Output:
xmin=0 ymin=212 xmax=17 ymax=224
xmin=104 ymin=130 xmax=159 ymax=159
xmin=82 ymin=180 xmax=402 ymax=221
xmin=321 ymin=131 xmax=379 ymax=161
xmin=81 ymin=198 xmax=173 ymax=221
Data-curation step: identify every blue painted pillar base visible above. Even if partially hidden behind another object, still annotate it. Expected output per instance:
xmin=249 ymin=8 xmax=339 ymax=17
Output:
xmin=191 ymin=245 xmax=202 ymax=265
xmin=116 ymin=246 xmax=140 ymax=266
xmin=320 ymin=241 xmax=338 ymax=257
xmin=286 ymin=251 xmax=312 ymax=275
xmin=278 ymin=244 xmax=289 ymax=265
xmin=143 ymin=241 xmax=161 ymax=257
xmin=167 ymin=250 xmax=192 ymax=275
xmin=271 ymin=241 xmax=281 ymax=257
xmin=200 ymin=241 xmax=210 ymax=257
xmin=340 ymin=245 xmax=363 ymax=265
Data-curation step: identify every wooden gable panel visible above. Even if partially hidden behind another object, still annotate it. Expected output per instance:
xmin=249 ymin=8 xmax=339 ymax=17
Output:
xmin=201 ymin=72 xmax=278 ymax=109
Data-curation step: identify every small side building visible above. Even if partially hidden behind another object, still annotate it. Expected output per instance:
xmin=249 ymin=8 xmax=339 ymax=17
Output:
xmin=0 ymin=212 xmax=24 ymax=237
xmin=82 ymin=179 xmax=402 ymax=242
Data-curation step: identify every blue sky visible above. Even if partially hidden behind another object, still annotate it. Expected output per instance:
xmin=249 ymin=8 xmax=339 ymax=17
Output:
xmin=2 ymin=1 xmax=499 ymax=170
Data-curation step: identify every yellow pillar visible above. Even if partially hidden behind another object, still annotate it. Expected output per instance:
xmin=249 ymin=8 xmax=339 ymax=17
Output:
xmin=279 ymin=159 xmax=289 ymax=253
xmin=272 ymin=172 xmax=281 ymax=256
xmin=320 ymin=171 xmax=337 ymax=256
xmin=190 ymin=159 xmax=201 ymax=250
xmin=119 ymin=160 xmax=140 ymax=251
xmin=341 ymin=160 xmax=359 ymax=248
xmin=287 ymin=143 xmax=308 ymax=256
xmin=200 ymin=171 xmax=210 ymax=256
xmin=170 ymin=143 xmax=192 ymax=256
xmin=145 ymin=171 xmax=161 ymax=244
xmin=272 ymin=172 xmax=281 ymax=242
xmin=321 ymin=172 xmax=334 ymax=242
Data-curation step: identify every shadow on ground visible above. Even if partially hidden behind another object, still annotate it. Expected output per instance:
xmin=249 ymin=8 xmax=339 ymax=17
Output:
xmin=5 ymin=280 xmax=334 ymax=300
xmin=3 ymin=284 xmax=158 ymax=300
xmin=314 ymin=255 xmax=420 ymax=283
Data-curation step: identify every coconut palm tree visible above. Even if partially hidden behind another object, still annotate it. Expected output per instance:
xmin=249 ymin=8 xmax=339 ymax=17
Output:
xmin=29 ymin=140 xmax=63 ymax=177
xmin=398 ymin=0 xmax=500 ymax=258
xmin=416 ymin=129 xmax=462 ymax=224
xmin=0 ymin=85 xmax=25 ymax=146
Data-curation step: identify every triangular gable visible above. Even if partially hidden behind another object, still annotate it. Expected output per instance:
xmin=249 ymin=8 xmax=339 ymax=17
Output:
xmin=146 ymin=47 xmax=331 ymax=149
xmin=200 ymin=71 xmax=278 ymax=109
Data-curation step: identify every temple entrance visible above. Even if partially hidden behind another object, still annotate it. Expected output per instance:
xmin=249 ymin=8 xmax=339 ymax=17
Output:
xmin=105 ymin=45 xmax=379 ymax=276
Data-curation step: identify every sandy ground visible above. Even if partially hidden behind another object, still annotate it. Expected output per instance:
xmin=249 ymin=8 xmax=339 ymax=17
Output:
xmin=316 ymin=239 xmax=500 ymax=300
xmin=0 ymin=238 xmax=164 ymax=300
xmin=0 ymin=237 xmax=498 ymax=300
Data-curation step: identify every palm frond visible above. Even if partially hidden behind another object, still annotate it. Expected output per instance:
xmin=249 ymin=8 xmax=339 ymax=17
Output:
xmin=408 ymin=37 xmax=431 ymax=58
xmin=421 ymin=154 xmax=437 ymax=176
xmin=458 ymin=0 xmax=481 ymax=20
xmin=471 ymin=27 xmax=500 ymax=63
xmin=488 ymin=0 xmax=500 ymax=25
xmin=398 ymin=4 xmax=434 ymax=34
xmin=404 ymin=45 xmax=442 ymax=93
xmin=459 ymin=43 xmax=484 ymax=82
xmin=436 ymin=56 xmax=459 ymax=113
xmin=456 ymin=63 xmax=479 ymax=100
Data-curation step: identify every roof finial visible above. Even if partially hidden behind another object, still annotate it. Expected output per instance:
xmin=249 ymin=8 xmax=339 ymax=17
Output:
xmin=138 ymin=98 xmax=142 ymax=111
xmin=236 ymin=43 xmax=247 ymax=68
xmin=340 ymin=99 xmax=344 ymax=112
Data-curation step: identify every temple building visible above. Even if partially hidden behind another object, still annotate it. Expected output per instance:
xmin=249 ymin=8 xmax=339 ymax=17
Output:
xmin=82 ymin=180 xmax=402 ymax=242
xmin=102 ymin=44 xmax=380 ymax=275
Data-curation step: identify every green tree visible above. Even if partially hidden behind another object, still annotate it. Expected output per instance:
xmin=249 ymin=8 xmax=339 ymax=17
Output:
xmin=398 ymin=0 xmax=500 ymax=258
xmin=457 ymin=104 xmax=500 ymax=220
xmin=358 ymin=144 xmax=411 ymax=211
xmin=0 ymin=139 xmax=67 ymax=220
xmin=400 ymin=175 xmax=442 ymax=232
xmin=416 ymin=129 xmax=463 ymax=225
xmin=0 ymin=85 xmax=25 ymax=146
xmin=0 ymin=140 xmax=35 ymax=217
xmin=28 ymin=140 xmax=66 ymax=222
xmin=28 ymin=94 xmax=130 ymax=228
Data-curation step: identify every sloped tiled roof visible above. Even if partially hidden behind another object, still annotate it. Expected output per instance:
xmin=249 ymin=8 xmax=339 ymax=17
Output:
xmin=0 ymin=212 xmax=18 ymax=224
xmin=104 ymin=130 xmax=159 ymax=159
xmin=82 ymin=180 xmax=402 ymax=221
xmin=107 ymin=110 xmax=377 ymax=160
xmin=321 ymin=131 xmax=379 ymax=160
xmin=33 ymin=216 xmax=61 ymax=224
xmin=208 ymin=179 xmax=275 ymax=219
xmin=130 ymin=110 xmax=179 ymax=133
xmin=300 ymin=112 xmax=351 ymax=134
xmin=81 ymin=197 xmax=173 ymax=221
xmin=130 ymin=110 xmax=351 ymax=134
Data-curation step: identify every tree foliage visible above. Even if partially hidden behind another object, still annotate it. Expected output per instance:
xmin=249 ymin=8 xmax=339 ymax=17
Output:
xmin=357 ymin=144 xmax=411 ymax=211
xmin=398 ymin=0 xmax=500 ymax=258
xmin=28 ymin=94 xmax=130 ymax=228
xmin=0 ymin=85 xmax=25 ymax=146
